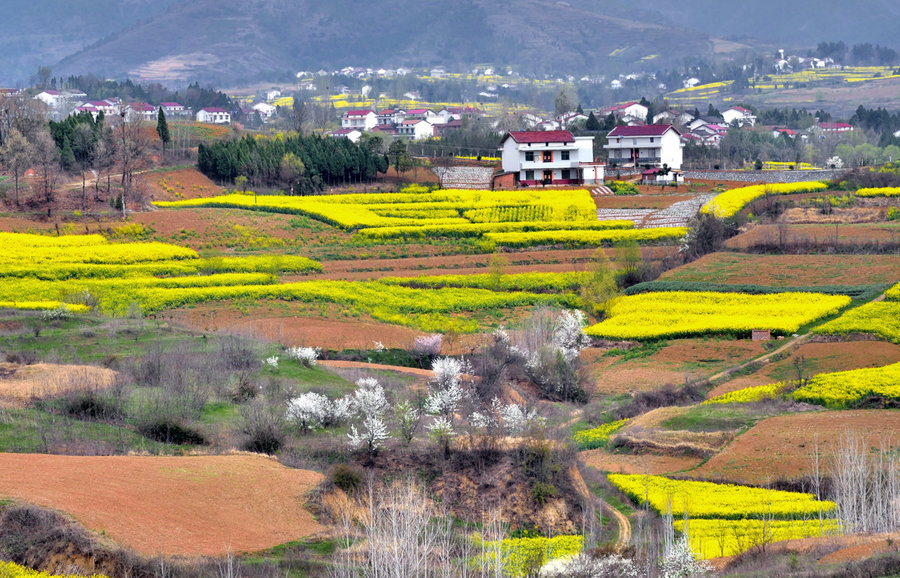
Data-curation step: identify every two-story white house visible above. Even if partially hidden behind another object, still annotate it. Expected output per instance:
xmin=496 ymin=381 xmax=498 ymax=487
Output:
xmin=499 ymin=130 xmax=601 ymax=186
xmin=252 ymin=102 xmax=277 ymax=121
xmin=396 ymin=119 xmax=434 ymax=140
xmin=160 ymin=102 xmax=186 ymax=116
xmin=605 ymin=125 xmax=683 ymax=169
xmin=341 ymin=110 xmax=377 ymax=130
xmin=377 ymin=109 xmax=406 ymax=125
xmin=196 ymin=107 xmax=231 ymax=124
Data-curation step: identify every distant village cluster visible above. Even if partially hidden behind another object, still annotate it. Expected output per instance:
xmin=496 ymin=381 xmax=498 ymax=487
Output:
xmin=28 ymin=89 xmax=235 ymax=125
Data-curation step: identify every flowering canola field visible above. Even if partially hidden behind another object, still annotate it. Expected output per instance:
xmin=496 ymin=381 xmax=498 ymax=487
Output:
xmin=0 ymin=562 xmax=108 ymax=578
xmin=814 ymin=281 xmax=900 ymax=342
xmin=609 ymin=474 xmax=838 ymax=558
xmin=475 ymin=535 xmax=583 ymax=577
xmin=701 ymin=182 xmax=828 ymax=218
xmin=791 ymin=362 xmax=900 ymax=408
xmin=0 ymin=233 xmax=578 ymax=333
xmin=584 ymin=291 xmax=850 ymax=340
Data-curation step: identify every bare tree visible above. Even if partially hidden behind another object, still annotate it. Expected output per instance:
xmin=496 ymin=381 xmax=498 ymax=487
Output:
xmin=0 ymin=93 xmax=48 ymax=143
xmin=30 ymin=129 xmax=59 ymax=216
xmin=72 ymin=123 xmax=96 ymax=211
xmin=115 ymin=109 xmax=152 ymax=215
xmin=0 ymin=128 xmax=31 ymax=205
xmin=830 ymin=431 xmax=899 ymax=534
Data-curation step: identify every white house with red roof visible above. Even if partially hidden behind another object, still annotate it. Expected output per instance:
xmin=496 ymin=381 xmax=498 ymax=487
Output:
xmin=341 ymin=110 xmax=377 ymax=130
xmin=605 ymin=124 xmax=683 ymax=169
xmin=405 ymin=108 xmax=439 ymax=122
xmin=722 ymin=106 xmax=757 ymax=127
xmin=330 ymin=128 xmax=363 ymax=143
xmin=160 ymin=102 xmax=186 ymax=115
xmin=817 ymin=122 xmax=853 ymax=134
xmin=599 ymin=102 xmax=649 ymax=122
xmin=377 ymin=109 xmax=406 ymax=125
xmin=126 ymin=102 xmax=158 ymax=121
xmin=499 ymin=130 xmax=600 ymax=186
xmin=196 ymin=107 xmax=231 ymax=124
xmin=397 ymin=119 xmax=434 ymax=140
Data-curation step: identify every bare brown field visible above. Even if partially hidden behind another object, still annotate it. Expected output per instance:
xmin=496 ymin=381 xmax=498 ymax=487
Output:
xmin=586 ymin=339 xmax=765 ymax=395
xmin=0 ymin=453 xmax=325 ymax=556
xmin=138 ymin=168 xmax=224 ymax=201
xmin=660 ymin=253 xmax=900 ymax=287
xmin=708 ymin=340 xmax=900 ymax=398
xmin=580 ymin=448 xmax=702 ymax=475
xmin=164 ymin=303 xmax=428 ymax=350
xmin=779 ymin=207 xmax=889 ymax=224
xmin=691 ymin=410 xmax=900 ymax=485
xmin=0 ymin=363 xmax=118 ymax=407
xmin=725 ymin=223 xmax=900 ymax=250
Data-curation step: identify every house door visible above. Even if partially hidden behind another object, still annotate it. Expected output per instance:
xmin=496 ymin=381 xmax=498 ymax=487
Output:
xmin=542 ymin=170 xmax=552 ymax=184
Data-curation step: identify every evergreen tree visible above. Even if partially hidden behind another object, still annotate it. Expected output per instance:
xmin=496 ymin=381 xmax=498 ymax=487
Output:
xmin=585 ymin=112 xmax=602 ymax=131
xmin=156 ymin=107 xmax=170 ymax=156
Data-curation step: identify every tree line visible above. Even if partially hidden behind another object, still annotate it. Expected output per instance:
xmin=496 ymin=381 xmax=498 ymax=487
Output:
xmin=197 ymin=134 xmax=389 ymax=194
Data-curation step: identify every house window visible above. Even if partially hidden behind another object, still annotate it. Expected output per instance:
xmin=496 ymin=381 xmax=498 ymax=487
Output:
xmin=561 ymin=151 xmax=570 ymax=160
xmin=525 ymin=151 xmax=534 ymax=162
xmin=524 ymin=170 xmax=534 ymax=181
xmin=542 ymin=151 xmax=552 ymax=162
xmin=632 ymin=139 xmax=637 ymax=145
xmin=650 ymin=138 xmax=654 ymax=143
xmin=561 ymin=169 xmax=571 ymax=180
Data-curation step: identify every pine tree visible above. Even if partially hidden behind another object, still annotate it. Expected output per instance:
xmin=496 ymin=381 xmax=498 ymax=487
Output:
xmin=156 ymin=107 xmax=170 ymax=156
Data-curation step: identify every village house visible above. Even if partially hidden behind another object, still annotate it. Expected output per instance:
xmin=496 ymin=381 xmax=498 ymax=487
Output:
xmin=252 ymin=102 xmax=277 ymax=121
xmin=405 ymin=108 xmax=439 ymax=122
xmin=377 ymin=109 xmax=406 ymax=125
xmin=196 ymin=107 xmax=231 ymax=124
xmin=126 ymin=103 xmax=157 ymax=121
xmin=160 ymin=102 xmax=186 ymax=116
xmin=600 ymin=101 xmax=649 ymax=122
xmin=341 ymin=109 xmax=377 ymax=131
xmin=722 ymin=106 xmax=757 ymax=127
xmin=397 ymin=119 xmax=435 ymax=140
xmin=499 ymin=130 xmax=602 ymax=186
xmin=330 ymin=128 xmax=362 ymax=143
xmin=817 ymin=122 xmax=854 ymax=134
xmin=605 ymin=124 xmax=683 ymax=169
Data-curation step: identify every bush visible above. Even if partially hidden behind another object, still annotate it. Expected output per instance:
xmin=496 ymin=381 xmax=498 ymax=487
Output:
xmin=531 ymin=481 xmax=558 ymax=505
xmin=332 ymin=463 xmax=363 ymax=493
xmin=241 ymin=399 xmax=286 ymax=454
xmin=137 ymin=417 xmax=206 ymax=445
xmin=63 ymin=390 xmax=122 ymax=421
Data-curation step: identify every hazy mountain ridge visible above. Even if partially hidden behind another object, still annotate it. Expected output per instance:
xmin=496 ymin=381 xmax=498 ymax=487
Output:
xmin=2 ymin=0 xmax=898 ymax=86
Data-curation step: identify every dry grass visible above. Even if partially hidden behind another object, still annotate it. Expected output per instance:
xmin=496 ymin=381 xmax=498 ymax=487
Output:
xmin=0 ymin=363 xmax=118 ymax=407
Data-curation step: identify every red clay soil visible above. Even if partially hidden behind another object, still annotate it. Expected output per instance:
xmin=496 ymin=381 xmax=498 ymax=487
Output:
xmin=725 ymin=223 xmax=900 ymax=249
xmin=660 ymin=253 xmax=900 ymax=287
xmin=164 ymin=305 xmax=428 ymax=350
xmin=580 ymin=449 xmax=702 ymax=475
xmin=708 ymin=340 xmax=900 ymax=398
xmin=0 ymin=453 xmax=324 ymax=556
xmin=584 ymin=339 xmax=765 ymax=395
xmin=137 ymin=168 xmax=224 ymax=201
xmin=817 ymin=534 xmax=900 ymax=565
xmin=691 ymin=410 xmax=900 ymax=485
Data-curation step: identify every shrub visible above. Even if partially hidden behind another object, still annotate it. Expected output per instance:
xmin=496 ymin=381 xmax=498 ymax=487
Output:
xmin=531 ymin=481 xmax=558 ymax=505
xmin=241 ymin=399 xmax=286 ymax=454
xmin=137 ymin=417 xmax=206 ymax=445
xmin=332 ymin=463 xmax=363 ymax=493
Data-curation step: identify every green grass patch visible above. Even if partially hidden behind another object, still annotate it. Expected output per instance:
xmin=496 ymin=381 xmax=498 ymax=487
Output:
xmin=660 ymin=404 xmax=769 ymax=432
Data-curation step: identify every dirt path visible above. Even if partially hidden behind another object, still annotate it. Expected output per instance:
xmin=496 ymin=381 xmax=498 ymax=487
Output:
xmin=0 ymin=453 xmax=325 ymax=556
xmin=706 ymin=333 xmax=810 ymax=386
xmin=570 ymin=465 xmax=631 ymax=551
xmin=319 ymin=359 xmax=435 ymax=378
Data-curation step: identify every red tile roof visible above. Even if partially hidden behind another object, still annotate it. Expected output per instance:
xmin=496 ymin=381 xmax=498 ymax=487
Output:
xmin=502 ymin=130 xmax=575 ymax=144
xmin=344 ymin=109 xmax=374 ymax=117
xmin=729 ymin=106 xmax=753 ymax=114
xmin=819 ymin=122 xmax=853 ymax=130
xmin=607 ymin=124 xmax=677 ymax=137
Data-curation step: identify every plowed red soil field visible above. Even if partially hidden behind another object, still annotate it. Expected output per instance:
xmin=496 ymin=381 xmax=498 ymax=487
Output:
xmin=725 ymin=223 xmax=900 ymax=250
xmin=691 ymin=410 xmax=900 ymax=485
xmin=708 ymin=340 xmax=900 ymax=398
xmin=580 ymin=449 xmax=702 ymax=475
xmin=0 ymin=453 xmax=324 ymax=556
xmin=660 ymin=253 xmax=900 ymax=287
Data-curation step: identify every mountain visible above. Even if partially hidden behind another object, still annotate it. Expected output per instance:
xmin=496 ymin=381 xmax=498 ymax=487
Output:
xmin=2 ymin=0 xmax=899 ymax=87
xmin=0 ymin=0 xmax=166 ymax=85
xmin=50 ymin=0 xmax=712 ymax=85
xmin=645 ymin=0 xmax=900 ymax=47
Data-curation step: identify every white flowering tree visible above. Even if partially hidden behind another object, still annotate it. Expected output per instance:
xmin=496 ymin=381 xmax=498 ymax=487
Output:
xmin=427 ymin=415 xmax=455 ymax=457
xmin=470 ymin=397 xmax=545 ymax=437
xmin=346 ymin=377 xmax=391 ymax=461
xmin=394 ymin=399 xmax=420 ymax=444
xmin=424 ymin=357 xmax=465 ymax=417
xmin=658 ymin=536 xmax=710 ymax=578
xmin=286 ymin=345 xmax=318 ymax=367
xmin=286 ymin=391 xmax=354 ymax=432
